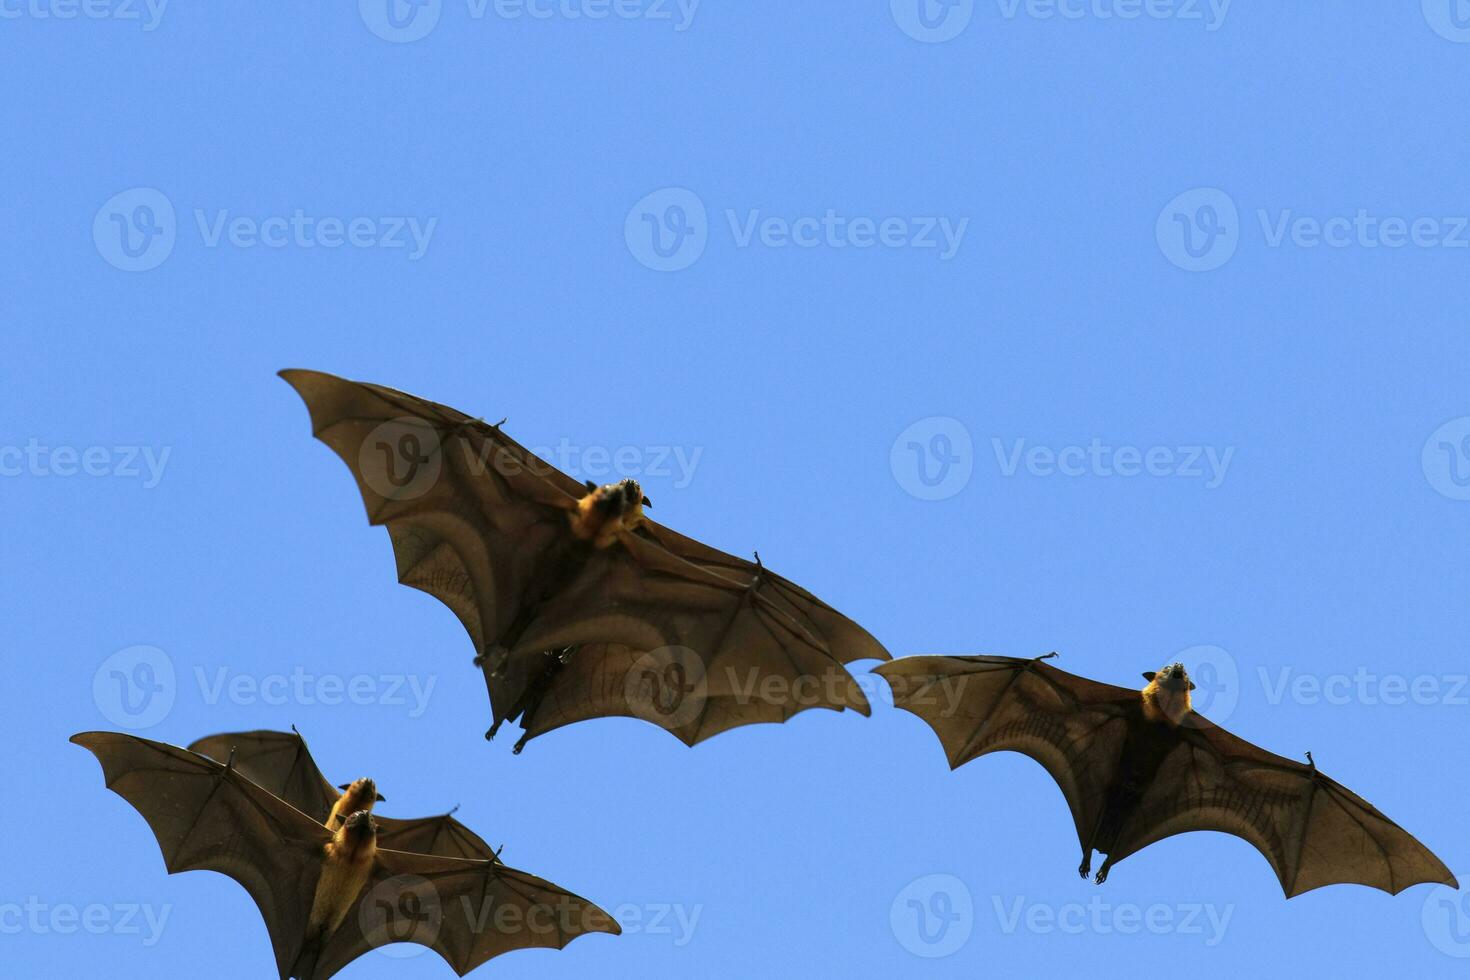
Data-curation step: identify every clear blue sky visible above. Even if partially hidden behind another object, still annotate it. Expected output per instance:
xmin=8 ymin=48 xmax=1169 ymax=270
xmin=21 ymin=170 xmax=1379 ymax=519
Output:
xmin=5 ymin=3 xmax=1470 ymax=977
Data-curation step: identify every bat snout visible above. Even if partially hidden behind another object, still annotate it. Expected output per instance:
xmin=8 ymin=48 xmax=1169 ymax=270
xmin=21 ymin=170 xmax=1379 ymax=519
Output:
xmin=343 ymin=810 xmax=378 ymax=838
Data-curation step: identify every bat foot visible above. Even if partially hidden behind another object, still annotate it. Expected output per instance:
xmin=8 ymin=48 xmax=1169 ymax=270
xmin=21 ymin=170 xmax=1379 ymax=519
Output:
xmin=512 ymin=733 xmax=530 ymax=754
xmin=1078 ymin=860 xmax=1091 ymax=879
xmin=485 ymin=720 xmax=503 ymax=742
xmin=1094 ymin=863 xmax=1112 ymax=886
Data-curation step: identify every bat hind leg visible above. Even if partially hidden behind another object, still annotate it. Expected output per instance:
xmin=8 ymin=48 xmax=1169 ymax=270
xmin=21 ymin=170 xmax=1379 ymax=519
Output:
xmin=1078 ymin=849 xmax=1093 ymax=880
xmin=1094 ymin=856 xmax=1115 ymax=885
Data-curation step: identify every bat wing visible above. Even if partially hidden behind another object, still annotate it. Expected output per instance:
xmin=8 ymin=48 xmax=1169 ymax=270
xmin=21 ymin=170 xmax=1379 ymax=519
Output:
xmin=311 ymin=848 xmax=620 ymax=978
xmin=279 ymin=368 xmax=581 ymax=731
xmin=507 ymin=532 xmax=884 ymax=747
xmin=72 ymin=731 xmax=331 ymax=980
xmin=874 ymin=655 xmax=1134 ymax=854
xmin=375 ymin=813 xmax=500 ymax=861
xmin=1108 ymin=718 xmax=1458 ymax=897
xmin=188 ymin=727 xmax=498 ymax=860
xmin=282 ymin=368 xmax=889 ymax=747
xmin=188 ymin=729 xmax=339 ymax=824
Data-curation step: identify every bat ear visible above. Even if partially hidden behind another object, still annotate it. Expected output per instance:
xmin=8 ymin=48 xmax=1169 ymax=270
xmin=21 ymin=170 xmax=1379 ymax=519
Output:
xmin=584 ymin=480 xmax=597 ymax=492
xmin=642 ymin=496 xmax=653 ymax=508
xmin=337 ymin=782 xmax=351 ymax=791
xmin=1141 ymin=672 xmax=1156 ymax=682
xmin=1189 ymin=681 xmax=1197 ymax=691
xmin=375 ymin=792 xmax=387 ymax=802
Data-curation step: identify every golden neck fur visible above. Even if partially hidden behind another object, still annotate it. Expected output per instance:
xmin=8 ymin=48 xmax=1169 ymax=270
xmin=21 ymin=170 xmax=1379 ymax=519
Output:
xmin=1140 ymin=677 xmax=1193 ymax=726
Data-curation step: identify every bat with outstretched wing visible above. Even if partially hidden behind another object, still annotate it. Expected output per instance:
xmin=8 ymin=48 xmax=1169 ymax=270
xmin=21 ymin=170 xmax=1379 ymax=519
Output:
xmin=188 ymin=728 xmax=498 ymax=860
xmin=279 ymin=369 xmax=889 ymax=751
xmin=874 ymin=655 xmax=1457 ymax=897
xmin=73 ymin=731 xmax=619 ymax=979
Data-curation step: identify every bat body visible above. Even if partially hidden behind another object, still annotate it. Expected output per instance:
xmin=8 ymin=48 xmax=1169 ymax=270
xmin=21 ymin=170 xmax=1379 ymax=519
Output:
xmin=73 ymin=732 xmax=619 ymax=979
xmin=188 ymin=728 xmax=498 ymax=860
xmin=299 ymin=812 xmax=379 ymax=980
xmin=280 ymin=369 xmax=890 ymax=751
xmin=876 ymin=655 xmax=1456 ymax=896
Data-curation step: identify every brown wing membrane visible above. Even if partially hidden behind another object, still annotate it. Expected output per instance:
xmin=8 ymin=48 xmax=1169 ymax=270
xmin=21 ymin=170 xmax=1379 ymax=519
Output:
xmin=191 ymin=728 xmax=500 ymax=861
xmin=280 ymin=368 xmax=889 ymax=749
xmin=312 ymin=848 xmax=620 ymax=979
xmin=375 ymin=813 xmax=499 ymax=862
xmin=188 ymin=729 xmax=338 ymax=824
xmin=1111 ymin=720 xmax=1458 ymax=897
xmin=875 ymin=655 xmax=1135 ymax=857
xmin=71 ymin=732 xmax=331 ymax=980
xmin=510 ymin=536 xmax=881 ymax=746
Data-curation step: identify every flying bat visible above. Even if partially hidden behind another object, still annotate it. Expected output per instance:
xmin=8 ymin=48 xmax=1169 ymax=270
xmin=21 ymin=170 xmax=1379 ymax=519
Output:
xmin=279 ymin=368 xmax=889 ymax=751
xmin=188 ymin=728 xmax=498 ymax=860
xmin=874 ymin=655 xmax=1457 ymax=897
xmin=73 ymin=731 xmax=619 ymax=979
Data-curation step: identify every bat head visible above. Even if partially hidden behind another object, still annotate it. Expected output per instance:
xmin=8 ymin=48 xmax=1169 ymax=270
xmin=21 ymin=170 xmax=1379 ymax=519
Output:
xmin=338 ymin=777 xmax=384 ymax=811
xmin=339 ymin=809 xmax=379 ymax=852
xmin=338 ymin=779 xmax=386 ymax=803
xmin=1142 ymin=662 xmax=1196 ymax=692
xmin=1141 ymin=663 xmax=1195 ymax=725
xmin=591 ymin=479 xmax=648 ymax=520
